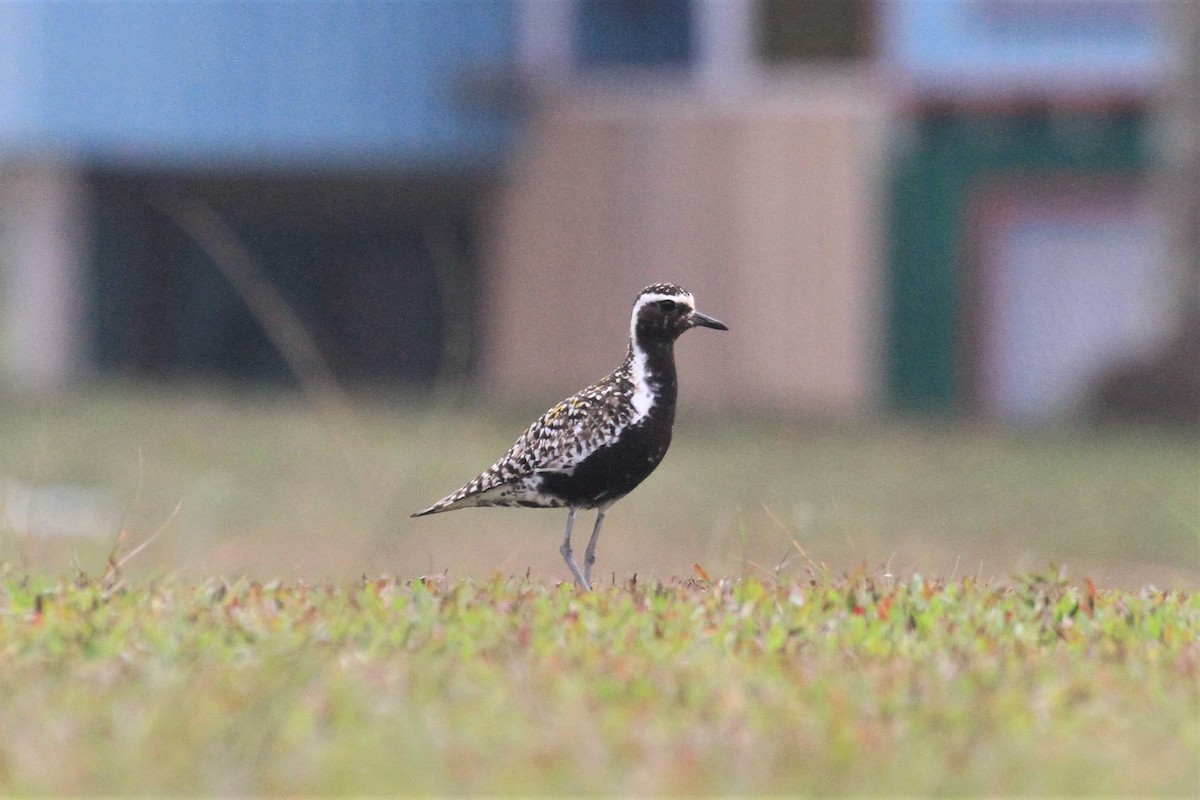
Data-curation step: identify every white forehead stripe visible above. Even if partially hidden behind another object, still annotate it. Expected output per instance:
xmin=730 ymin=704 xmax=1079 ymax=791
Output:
xmin=634 ymin=292 xmax=694 ymax=311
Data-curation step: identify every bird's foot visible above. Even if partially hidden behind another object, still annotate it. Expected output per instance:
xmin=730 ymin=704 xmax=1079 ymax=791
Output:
xmin=560 ymin=541 xmax=590 ymax=590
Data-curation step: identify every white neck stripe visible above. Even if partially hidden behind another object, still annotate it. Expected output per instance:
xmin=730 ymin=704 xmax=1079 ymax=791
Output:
xmin=627 ymin=292 xmax=691 ymax=422
xmin=625 ymin=289 xmax=693 ymax=423
xmin=628 ymin=342 xmax=654 ymax=421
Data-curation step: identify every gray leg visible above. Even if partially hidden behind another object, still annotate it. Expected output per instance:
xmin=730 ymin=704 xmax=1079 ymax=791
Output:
xmin=559 ymin=507 xmax=589 ymax=589
xmin=583 ymin=503 xmax=612 ymax=587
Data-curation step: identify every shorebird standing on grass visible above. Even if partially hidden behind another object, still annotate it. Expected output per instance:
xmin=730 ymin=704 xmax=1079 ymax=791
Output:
xmin=412 ymin=283 xmax=728 ymax=589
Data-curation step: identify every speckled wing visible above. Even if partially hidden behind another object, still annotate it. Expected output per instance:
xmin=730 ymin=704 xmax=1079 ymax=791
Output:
xmin=411 ymin=367 xmax=636 ymax=515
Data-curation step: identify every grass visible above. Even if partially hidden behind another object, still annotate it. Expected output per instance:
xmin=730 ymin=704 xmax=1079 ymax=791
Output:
xmin=0 ymin=568 xmax=1196 ymax=795
xmin=0 ymin=386 xmax=1196 ymax=587
xmin=0 ymin=387 xmax=1196 ymax=793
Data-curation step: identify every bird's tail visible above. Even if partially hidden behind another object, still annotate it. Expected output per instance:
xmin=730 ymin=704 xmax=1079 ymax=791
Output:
xmin=410 ymin=487 xmax=474 ymax=517
xmin=412 ymin=472 xmax=513 ymax=517
xmin=410 ymin=498 xmax=453 ymax=517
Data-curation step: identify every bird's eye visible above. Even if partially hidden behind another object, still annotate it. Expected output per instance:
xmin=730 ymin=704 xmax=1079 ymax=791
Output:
xmin=655 ymin=299 xmax=677 ymax=311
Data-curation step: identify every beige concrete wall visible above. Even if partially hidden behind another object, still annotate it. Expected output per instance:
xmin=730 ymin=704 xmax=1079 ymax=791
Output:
xmin=482 ymin=74 xmax=887 ymax=414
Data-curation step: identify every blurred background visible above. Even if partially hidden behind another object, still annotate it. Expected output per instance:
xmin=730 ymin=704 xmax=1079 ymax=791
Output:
xmin=0 ymin=0 xmax=1196 ymax=586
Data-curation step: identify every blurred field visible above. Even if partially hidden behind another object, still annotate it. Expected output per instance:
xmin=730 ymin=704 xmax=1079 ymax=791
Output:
xmin=0 ymin=386 xmax=1196 ymax=587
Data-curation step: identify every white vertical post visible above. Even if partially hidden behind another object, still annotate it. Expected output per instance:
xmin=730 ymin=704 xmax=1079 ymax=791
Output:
xmin=516 ymin=0 xmax=576 ymax=79
xmin=0 ymin=165 xmax=89 ymax=391
xmin=693 ymin=0 xmax=758 ymax=92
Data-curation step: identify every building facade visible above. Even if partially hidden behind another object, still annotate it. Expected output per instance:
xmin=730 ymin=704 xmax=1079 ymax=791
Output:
xmin=0 ymin=1 xmax=516 ymax=388
xmin=0 ymin=1 xmax=1180 ymax=420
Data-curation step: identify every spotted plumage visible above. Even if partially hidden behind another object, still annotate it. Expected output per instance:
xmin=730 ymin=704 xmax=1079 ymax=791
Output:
xmin=412 ymin=282 xmax=727 ymax=589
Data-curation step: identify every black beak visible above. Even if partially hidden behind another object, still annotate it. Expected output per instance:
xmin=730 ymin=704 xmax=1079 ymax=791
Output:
xmin=690 ymin=310 xmax=728 ymax=331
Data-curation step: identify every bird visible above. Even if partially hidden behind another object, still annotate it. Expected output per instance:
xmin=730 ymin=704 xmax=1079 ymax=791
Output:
xmin=412 ymin=283 xmax=728 ymax=589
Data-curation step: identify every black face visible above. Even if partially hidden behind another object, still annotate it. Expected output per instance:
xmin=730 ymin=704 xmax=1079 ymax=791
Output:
xmin=632 ymin=285 xmax=728 ymax=345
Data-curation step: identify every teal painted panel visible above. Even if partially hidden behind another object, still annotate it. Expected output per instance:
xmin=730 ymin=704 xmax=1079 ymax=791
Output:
xmin=887 ymin=112 xmax=1150 ymax=412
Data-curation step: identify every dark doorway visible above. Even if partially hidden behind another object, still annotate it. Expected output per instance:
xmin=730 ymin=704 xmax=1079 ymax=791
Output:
xmin=89 ymin=170 xmax=487 ymax=388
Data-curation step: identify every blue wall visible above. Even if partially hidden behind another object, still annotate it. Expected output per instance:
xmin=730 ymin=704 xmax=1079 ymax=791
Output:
xmin=0 ymin=1 xmax=517 ymax=169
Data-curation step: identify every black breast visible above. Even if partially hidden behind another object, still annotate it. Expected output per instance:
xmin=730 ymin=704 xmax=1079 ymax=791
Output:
xmin=539 ymin=340 xmax=678 ymax=509
xmin=538 ymin=410 xmax=674 ymax=508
